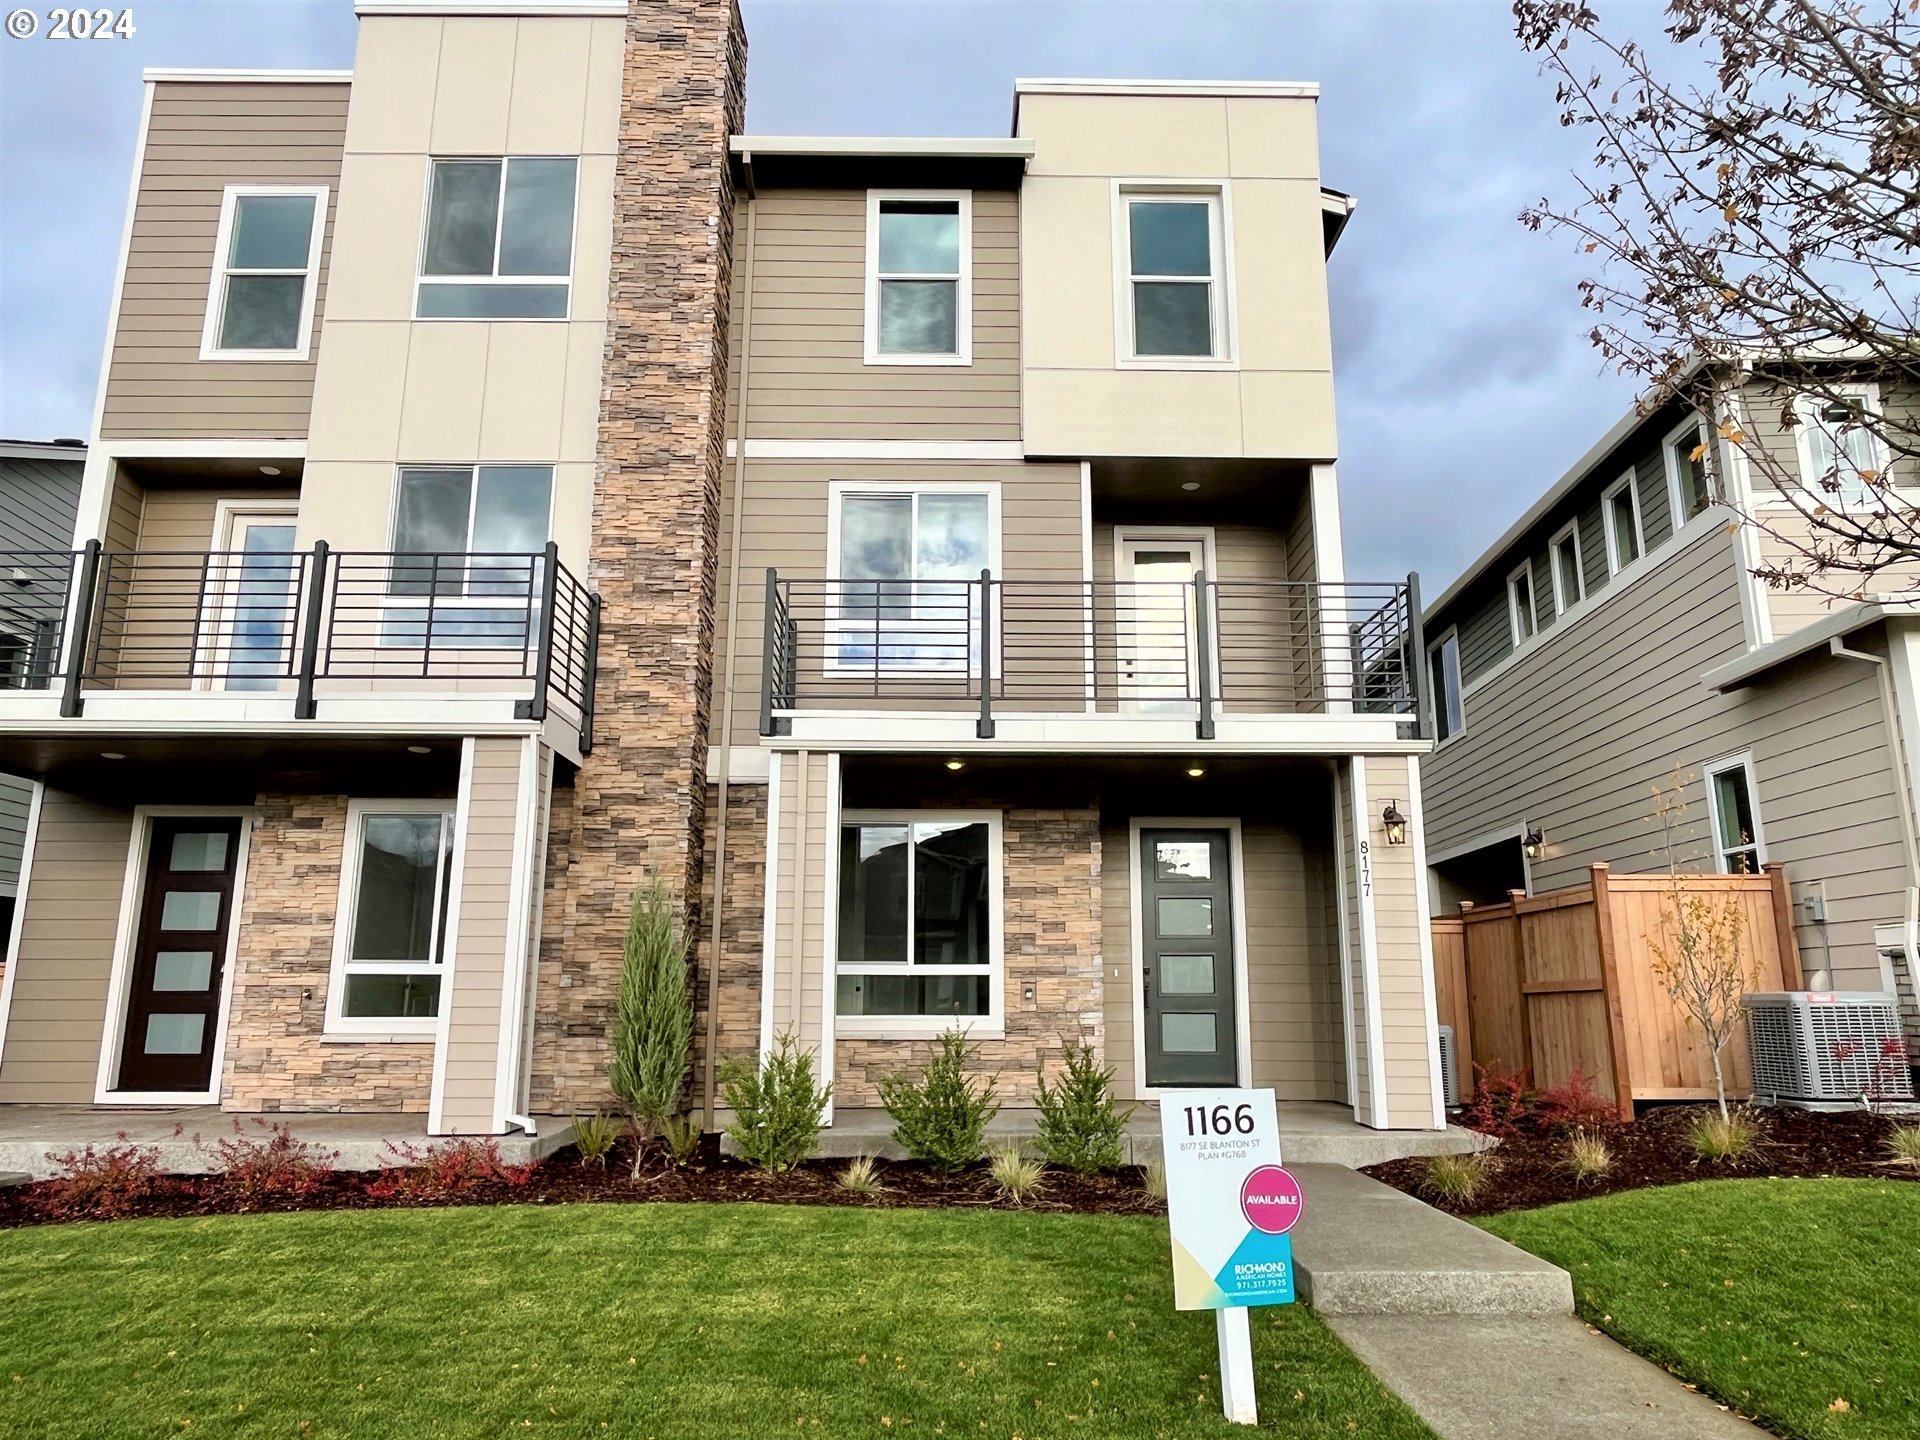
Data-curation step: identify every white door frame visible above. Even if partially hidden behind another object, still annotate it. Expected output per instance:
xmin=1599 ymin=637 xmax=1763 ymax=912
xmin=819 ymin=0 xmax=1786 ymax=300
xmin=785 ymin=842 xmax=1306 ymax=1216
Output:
xmin=1127 ymin=816 xmax=1253 ymax=1101
xmin=196 ymin=499 xmax=301 ymax=692
xmin=93 ymin=804 xmax=257 ymax=1105
xmin=1112 ymin=525 xmax=1219 ymax=711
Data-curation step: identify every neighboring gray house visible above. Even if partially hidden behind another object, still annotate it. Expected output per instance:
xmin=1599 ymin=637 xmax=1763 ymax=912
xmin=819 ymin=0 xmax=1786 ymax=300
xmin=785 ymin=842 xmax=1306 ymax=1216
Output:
xmin=0 ymin=439 xmax=84 ymax=961
xmin=1419 ymin=386 xmax=1920 ymax=1049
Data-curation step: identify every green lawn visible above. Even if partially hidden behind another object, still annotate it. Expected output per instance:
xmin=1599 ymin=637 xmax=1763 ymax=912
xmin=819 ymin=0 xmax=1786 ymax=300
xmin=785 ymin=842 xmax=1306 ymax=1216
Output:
xmin=1483 ymin=1178 xmax=1920 ymax=1440
xmin=0 ymin=1201 xmax=1431 ymax=1439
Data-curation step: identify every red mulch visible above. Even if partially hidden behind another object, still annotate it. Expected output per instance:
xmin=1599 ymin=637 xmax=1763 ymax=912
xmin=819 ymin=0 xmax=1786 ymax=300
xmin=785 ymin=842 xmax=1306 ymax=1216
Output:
xmin=1363 ymin=1103 xmax=1920 ymax=1217
xmin=0 ymin=1133 xmax=1166 ymax=1230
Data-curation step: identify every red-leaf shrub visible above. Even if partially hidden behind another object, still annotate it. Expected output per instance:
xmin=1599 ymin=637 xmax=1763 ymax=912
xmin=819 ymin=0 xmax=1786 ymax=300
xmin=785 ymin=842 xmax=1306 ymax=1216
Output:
xmin=202 ymin=1119 xmax=338 ymax=1209
xmin=364 ymin=1137 xmax=537 ymax=1202
xmin=1535 ymin=1066 xmax=1619 ymax=1134
xmin=1463 ymin=1065 xmax=1535 ymax=1138
xmin=31 ymin=1137 xmax=167 ymax=1220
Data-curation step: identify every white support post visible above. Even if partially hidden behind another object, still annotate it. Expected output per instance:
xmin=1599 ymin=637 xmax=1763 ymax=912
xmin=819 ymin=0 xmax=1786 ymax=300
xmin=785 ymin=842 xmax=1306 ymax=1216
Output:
xmin=1215 ymin=1308 xmax=1257 ymax=1424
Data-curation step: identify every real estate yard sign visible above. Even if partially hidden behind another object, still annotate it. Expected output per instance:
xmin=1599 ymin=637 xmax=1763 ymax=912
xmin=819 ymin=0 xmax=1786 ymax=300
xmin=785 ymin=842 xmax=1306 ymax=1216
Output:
xmin=1162 ymin=1087 xmax=1300 ymax=1309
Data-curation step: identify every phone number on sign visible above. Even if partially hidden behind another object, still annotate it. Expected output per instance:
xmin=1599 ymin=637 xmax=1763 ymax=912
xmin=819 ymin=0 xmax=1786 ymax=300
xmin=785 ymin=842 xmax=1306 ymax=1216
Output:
xmin=5 ymin=8 xmax=135 ymax=39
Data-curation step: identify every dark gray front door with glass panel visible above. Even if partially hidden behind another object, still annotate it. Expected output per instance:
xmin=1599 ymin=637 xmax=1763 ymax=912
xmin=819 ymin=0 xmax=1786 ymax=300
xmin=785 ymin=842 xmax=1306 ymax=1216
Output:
xmin=117 ymin=818 xmax=243 ymax=1092
xmin=1141 ymin=828 xmax=1237 ymax=1086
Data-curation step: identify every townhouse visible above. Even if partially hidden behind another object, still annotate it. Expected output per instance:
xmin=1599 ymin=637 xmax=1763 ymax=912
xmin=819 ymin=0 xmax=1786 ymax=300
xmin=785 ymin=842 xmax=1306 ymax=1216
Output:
xmin=0 ymin=0 xmax=1448 ymax=1143
xmin=1421 ymin=377 xmax=1920 ymax=1058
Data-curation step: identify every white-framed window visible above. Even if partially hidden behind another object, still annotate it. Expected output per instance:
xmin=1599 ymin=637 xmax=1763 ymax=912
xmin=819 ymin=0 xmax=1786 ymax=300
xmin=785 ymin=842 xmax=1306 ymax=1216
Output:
xmin=1663 ymin=415 xmax=1715 ymax=525
xmin=1703 ymin=753 xmax=1765 ymax=874
xmin=326 ymin=800 xmax=456 ymax=1035
xmin=1794 ymin=386 xmax=1890 ymax=508
xmin=415 ymin=157 xmax=578 ymax=320
xmin=1602 ymin=470 xmax=1644 ymax=575
xmin=827 ymin=481 xmax=999 ymax=672
xmin=1549 ymin=520 xmax=1585 ymax=614
xmin=1507 ymin=560 xmax=1538 ymax=648
xmin=1117 ymin=187 xmax=1232 ymax=363
xmin=864 ymin=191 xmax=971 ymax=365
xmin=1427 ymin=629 xmax=1464 ymax=743
xmin=835 ymin=810 xmax=1003 ymax=1035
xmin=385 ymin=464 xmax=554 ymax=649
xmin=199 ymin=185 xmax=328 ymax=360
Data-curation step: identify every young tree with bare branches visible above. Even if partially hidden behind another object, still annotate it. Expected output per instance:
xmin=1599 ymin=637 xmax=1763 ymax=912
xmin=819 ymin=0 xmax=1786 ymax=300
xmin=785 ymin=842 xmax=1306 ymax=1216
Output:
xmin=1514 ymin=0 xmax=1920 ymax=603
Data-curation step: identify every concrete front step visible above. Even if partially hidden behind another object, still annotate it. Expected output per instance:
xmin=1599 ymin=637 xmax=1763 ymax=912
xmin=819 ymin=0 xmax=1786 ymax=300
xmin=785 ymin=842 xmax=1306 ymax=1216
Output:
xmin=1291 ymin=1163 xmax=1573 ymax=1316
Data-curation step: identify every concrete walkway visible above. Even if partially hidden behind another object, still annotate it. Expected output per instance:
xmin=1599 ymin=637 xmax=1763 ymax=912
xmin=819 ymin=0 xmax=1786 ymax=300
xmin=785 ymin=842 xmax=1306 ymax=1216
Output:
xmin=1291 ymin=1164 xmax=1763 ymax=1439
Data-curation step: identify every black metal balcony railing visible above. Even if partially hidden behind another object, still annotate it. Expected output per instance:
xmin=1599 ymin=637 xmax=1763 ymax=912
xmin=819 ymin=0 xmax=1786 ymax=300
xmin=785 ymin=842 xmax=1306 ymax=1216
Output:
xmin=761 ymin=570 xmax=1426 ymax=740
xmin=0 ymin=542 xmax=601 ymax=750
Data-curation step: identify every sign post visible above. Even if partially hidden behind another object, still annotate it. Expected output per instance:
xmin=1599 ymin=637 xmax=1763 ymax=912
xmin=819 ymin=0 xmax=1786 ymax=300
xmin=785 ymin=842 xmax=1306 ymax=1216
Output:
xmin=1160 ymin=1087 xmax=1302 ymax=1426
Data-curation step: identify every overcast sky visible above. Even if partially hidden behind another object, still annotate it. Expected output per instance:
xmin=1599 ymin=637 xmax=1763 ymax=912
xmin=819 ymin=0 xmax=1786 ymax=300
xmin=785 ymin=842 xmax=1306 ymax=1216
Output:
xmin=0 ymin=0 xmax=1645 ymax=591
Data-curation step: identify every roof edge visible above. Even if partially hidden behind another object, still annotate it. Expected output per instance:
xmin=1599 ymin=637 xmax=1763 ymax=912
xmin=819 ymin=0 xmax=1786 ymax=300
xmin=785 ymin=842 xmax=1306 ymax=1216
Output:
xmin=0 ymin=439 xmax=87 ymax=460
xmin=1701 ymin=600 xmax=1920 ymax=691
xmin=356 ymin=2 xmax=624 ymax=15
xmin=730 ymin=135 xmax=1035 ymax=160
xmin=1013 ymin=78 xmax=1320 ymax=99
xmin=142 ymin=68 xmax=352 ymax=83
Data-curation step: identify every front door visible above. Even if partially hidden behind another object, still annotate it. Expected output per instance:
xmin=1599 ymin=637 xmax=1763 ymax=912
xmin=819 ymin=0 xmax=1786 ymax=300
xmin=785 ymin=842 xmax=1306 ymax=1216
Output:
xmin=115 ymin=817 xmax=243 ymax=1093
xmin=1141 ymin=827 xmax=1238 ymax=1086
xmin=1118 ymin=537 xmax=1204 ymax=708
xmin=210 ymin=511 xmax=299 ymax=691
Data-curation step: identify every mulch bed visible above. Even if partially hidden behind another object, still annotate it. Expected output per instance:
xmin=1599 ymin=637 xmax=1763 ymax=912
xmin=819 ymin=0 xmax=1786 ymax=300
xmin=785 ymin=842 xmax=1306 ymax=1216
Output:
xmin=0 ymin=1133 xmax=1166 ymax=1230
xmin=1364 ymin=1103 xmax=1920 ymax=1217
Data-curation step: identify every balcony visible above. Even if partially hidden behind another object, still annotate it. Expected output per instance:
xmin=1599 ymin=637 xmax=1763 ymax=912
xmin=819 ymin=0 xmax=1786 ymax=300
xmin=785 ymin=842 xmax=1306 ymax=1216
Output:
xmin=760 ymin=571 xmax=1424 ymax=745
xmin=0 ymin=543 xmax=600 ymax=752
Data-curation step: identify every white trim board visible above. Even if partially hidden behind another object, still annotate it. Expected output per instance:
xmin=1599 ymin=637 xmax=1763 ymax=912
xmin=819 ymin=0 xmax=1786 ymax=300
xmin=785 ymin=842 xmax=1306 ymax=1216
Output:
xmin=1125 ymin=817 xmax=1254 ymax=1103
xmin=818 ymin=753 xmax=842 ymax=1124
xmin=1406 ymin=756 xmax=1447 ymax=1128
xmin=492 ymin=736 xmax=546 ymax=1132
xmin=91 ymin=805 xmax=258 ymax=1106
xmin=756 ymin=750 xmax=784 ymax=1063
xmin=427 ymin=739 xmax=477 ymax=1133
xmin=143 ymin=68 xmax=353 ymax=82
xmin=1348 ymin=756 xmax=1390 ymax=1128
xmin=732 ymin=439 xmax=1025 ymax=461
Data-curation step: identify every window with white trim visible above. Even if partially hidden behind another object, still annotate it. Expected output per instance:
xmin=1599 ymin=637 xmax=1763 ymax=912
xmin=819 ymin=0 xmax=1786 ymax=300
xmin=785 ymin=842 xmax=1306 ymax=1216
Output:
xmin=328 ymin=803 xmax=455 ymax=1030
xmin=201 ymin=186 xmax=327 ymax=359
xmin=387 ymin=464 xmax=554 ymax=648
xmin=836 ymin=813 xmax=1001 ymax=1027
xmin=1122 ymin=191 xmax=1228 ymax=360
xmin=1507 ymin=561 xmax=1538 ymax=647
xmin=865 ymin=192 xmax=970 ymax=363
xmin=1602 ymin=471 xmax=1644 ymax=574
xmin=831 ymin=485 xmax=995 ymax=671
xmin=1795 ymin=389 xmax=1888 ymax=508
xmin=1428 ymin=630 xmax=1464 ymax=742
xmin=1550 ymin=520 xmax=1585 ymax=613
xmin=416 ymin=157 xmax=577 ymax=319
xmin=1665 ymin=417 xmax=1715 ymax=523
xmin=1704 ymin=755 xmax=1764 ymax=874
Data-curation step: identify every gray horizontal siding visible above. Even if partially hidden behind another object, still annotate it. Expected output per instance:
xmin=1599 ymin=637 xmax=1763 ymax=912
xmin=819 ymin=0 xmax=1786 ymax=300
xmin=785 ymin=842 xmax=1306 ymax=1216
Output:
xmin=1425 ymin=523 xmax=1910 ymax=989
xmin=0 ymin=777 xmax=28 ymax=893
xmin=0 ymin=455 xmax=84 ymax=552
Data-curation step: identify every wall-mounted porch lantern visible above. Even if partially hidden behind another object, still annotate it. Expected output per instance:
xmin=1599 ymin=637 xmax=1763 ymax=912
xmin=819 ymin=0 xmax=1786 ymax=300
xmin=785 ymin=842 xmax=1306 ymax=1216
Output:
xmin=1381 ymin=799 xmax=1408 ymax=846
xmin=1522 ymin=824 xmax=1545 ymax=862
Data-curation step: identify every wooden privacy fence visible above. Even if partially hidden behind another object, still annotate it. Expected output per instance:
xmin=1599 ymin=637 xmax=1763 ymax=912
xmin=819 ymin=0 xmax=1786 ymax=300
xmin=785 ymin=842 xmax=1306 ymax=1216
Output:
xmin=1430 ymin=864 xmax=1802 ymax=1118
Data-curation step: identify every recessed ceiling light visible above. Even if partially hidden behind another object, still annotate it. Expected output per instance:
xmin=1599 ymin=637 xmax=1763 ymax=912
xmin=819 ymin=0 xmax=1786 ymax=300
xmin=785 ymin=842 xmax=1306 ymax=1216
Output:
xmin=259 ymin=465 xmax=282 ymax=477
xmin=407 ymin=745 xmax=432 ymax=755
xmin=100 ymin=751 xmax=126 ymax=761
xmin=1186 ymin=764 xmax=1205 ymax=778
xmin=1181 ymin=481 xmax=1201 ymax=491
xmin=945 ymin=758 xmax=965 ymax=771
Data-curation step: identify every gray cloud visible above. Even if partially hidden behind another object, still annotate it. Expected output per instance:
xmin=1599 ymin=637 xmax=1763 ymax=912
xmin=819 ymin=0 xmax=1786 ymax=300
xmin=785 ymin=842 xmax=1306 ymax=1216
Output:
xmin=0 ymin=0 xmax=1641 ymax=593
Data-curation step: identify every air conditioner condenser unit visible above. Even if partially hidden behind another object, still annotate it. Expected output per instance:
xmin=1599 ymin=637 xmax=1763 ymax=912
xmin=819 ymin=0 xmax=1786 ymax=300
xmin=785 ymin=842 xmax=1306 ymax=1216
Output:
xmin=1742 ymin=991 xmax=1913 ymax=1106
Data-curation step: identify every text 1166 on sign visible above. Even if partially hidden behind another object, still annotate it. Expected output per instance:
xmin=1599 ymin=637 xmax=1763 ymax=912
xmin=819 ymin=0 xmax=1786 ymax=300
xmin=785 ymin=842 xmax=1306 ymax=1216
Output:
xmin=1182 ymin=1102 xmax=1256 ymax=1137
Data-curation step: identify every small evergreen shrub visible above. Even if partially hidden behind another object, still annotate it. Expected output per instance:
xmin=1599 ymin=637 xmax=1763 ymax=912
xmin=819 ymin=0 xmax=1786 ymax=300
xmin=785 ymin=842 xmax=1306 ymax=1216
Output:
xmin=837 ymin=1153 xmax=883 ymax=1196
xmin=988 ymin=1144 xmax=1045 ymax=1204
xmin=571 ymin=1111 xmax=621 ymax=1169
xmin=719 ymin=1033 xmax=831 ymax=1173
xmin=608 ymin=878 xmax=694 ymax=1177
xmin=1032 ymin=1045 xmax=1133 ymax=1175
xmin=877 ymin=1028 xmax=1000 ymax=1174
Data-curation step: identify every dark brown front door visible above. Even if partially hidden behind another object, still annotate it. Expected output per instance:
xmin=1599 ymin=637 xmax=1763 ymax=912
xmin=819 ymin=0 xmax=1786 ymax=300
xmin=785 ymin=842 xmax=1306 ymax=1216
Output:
xmin=116 ymin=817 xmax=243 ymax=1092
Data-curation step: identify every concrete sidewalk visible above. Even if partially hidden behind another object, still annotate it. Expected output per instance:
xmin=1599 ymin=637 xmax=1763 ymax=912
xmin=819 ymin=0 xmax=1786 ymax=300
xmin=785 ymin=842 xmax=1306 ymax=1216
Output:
xmin=1290 ymin=1164 xmax=1763 ymax=1438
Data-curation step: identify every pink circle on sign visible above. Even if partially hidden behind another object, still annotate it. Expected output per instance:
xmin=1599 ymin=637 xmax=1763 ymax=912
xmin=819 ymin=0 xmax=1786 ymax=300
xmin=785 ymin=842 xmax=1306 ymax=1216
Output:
xmin=1240 ymin=1165 xmax=1305 ymax=1235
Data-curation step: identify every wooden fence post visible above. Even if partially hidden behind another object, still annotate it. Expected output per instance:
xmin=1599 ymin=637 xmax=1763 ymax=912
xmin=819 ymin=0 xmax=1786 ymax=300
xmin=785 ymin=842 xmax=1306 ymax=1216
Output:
xmin=1507 ymin=889 xmax=1535 ymax=1083
xmin=1764 ymin=863 xmax=1804 ymax=989
xmin=1588 ymin=864 xmax=1636 ymax=1121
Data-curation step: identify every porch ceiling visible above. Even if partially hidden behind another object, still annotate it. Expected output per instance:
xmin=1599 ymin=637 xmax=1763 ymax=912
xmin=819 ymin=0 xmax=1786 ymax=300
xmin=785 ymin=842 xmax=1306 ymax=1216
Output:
xmin=838 ymin=749 xmax=1335 ymax=810
xmin=0 ymin=731 xmax=466 ymax=800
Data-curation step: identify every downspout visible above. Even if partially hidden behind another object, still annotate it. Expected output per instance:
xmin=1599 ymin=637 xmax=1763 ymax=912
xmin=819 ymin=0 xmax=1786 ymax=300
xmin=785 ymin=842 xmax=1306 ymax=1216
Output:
xmin=701 ymin=158 xmax=757 ymax=1119
xmin=1828 ymin=634 xmax=1920 ymax=986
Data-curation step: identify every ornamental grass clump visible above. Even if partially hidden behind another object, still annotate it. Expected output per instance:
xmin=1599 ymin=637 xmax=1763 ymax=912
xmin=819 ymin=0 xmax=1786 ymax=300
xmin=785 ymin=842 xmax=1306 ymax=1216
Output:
xmin=878 ymin=1028 xmax=1001 ymax=1175
xmin=1887 ymin=1123 xmax=1920 ymax=1174
xmin=1033 ymin=1045 xmax=1133 ymax=1175
xmin=1142 ymin=1160 xmax=1168 ymax=1202
xmin=1689 ymin=1108 xmax=1763 ymax=1164
xmin=570 ymin=1112 xmax=621 ymax=1169
xmin=837 ymin=1153 xmax=883 ymax=1196
xmin=719 ymin=1032 xmax=831 ymax=1173
xmin=988 ymin=1145 xmax=1046 ymax=1204
xmin=1563 ymin=1128 xmax=1614 ymax=1186
xmin=1419 ymin=1150 xmax=1493 ymax=1208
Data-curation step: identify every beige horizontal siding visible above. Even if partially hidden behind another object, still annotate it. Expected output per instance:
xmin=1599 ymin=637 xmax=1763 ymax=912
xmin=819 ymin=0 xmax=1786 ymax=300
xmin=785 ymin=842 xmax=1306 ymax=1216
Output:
xmin=1425 ymin=523 xmax=1911 ymax=989
xmin=1364 ymin=754 xmax=1438 ymax=1128
xmin=0 ymin=791 xmax=134 ymax=1102
xmin=726 ymin=189 xmax=1021 ymax=441
xmin=767 ymin=751 xmax=830 ymax=1059
xmin=100 ymin=81 xmax=349 ymax=440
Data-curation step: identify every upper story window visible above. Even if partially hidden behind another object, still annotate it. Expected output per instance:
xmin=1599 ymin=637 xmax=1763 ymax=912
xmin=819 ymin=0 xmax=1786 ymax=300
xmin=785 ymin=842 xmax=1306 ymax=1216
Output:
xmin=1665 ymin=417 xmax=1714 ymax=523
xmin=1550 ymin=520 xmax=1585 ymax=613
xmin=1704 ymin=754 xmax=1764 ymax=874
xmin=831 ymin=483 xmax=997 ymax=671
xmin=1428 ymin=630 xmax=1464 ymax=742
xmin=1795 ymin=388 xmax=1888 ymax=508
xmin=391 ymin=464 xmax=554 ymax=593
xmin=1507 ymin=560 xmax=1538 ymax=647
xmin=865 ymin=192 xmax=971 ymax=364
xmin=1121 ymin=191 xmax=1229 ymax=362
xmin=1602 ymin=470 xmax=1644 ymax=574
xmin=416 ymin=157 xmax=578 ymax=320
xmin=200 ymin=186 xmax=328 ymax=360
